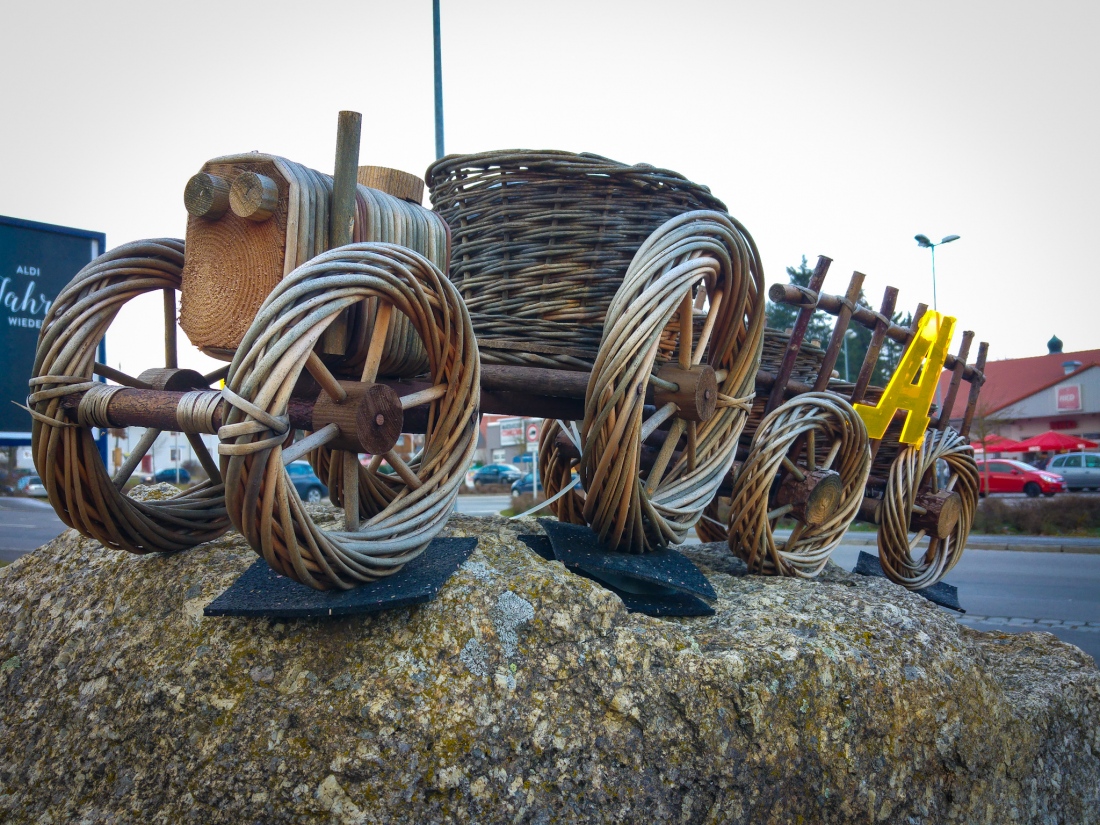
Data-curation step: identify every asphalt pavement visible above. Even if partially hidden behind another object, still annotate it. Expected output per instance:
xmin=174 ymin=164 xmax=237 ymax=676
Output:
xmin=0 ymin=496 xmax=67 ymax=563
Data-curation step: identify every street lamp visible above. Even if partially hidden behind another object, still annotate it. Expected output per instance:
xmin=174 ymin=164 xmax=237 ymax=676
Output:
xmin=914 ymin=233 xmax=960 ymax=312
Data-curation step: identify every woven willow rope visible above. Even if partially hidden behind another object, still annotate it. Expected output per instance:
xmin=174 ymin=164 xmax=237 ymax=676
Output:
xmin=571 ymin=210 xmax=764 ymax=552
xmin=28 ymin=239 xmax=230 ymax=553
xmin=728 ymin=393 xmax=871 ymax=577
xmin=219 ymin=242 xmax=479 ymax=591
xmin=877 ymin=428 xmax=979 ymax=590
xmin=427 ymin=150 xmax=727 ymax=368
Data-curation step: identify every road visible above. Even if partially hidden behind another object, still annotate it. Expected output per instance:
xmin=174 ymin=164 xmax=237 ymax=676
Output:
xmin=0 ymin=497 xmax=67 ymax=563
xmin=2 ymin=492 xmax=1097 ymax=663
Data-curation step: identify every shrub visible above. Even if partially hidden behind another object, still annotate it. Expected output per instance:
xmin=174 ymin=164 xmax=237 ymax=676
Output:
xmin=972 ymin=495 xmax=1100 ymax=536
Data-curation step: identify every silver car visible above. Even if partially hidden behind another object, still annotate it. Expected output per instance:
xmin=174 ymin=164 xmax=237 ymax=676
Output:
xmin=1045 ymin=452 xmax=1100 ymax=491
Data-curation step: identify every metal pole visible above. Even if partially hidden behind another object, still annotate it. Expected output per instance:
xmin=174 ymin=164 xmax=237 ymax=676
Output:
xmin=433 ymin=0 xmax=445 ymax=159
xmin=930 ymin=243 xmax=938 ymax=312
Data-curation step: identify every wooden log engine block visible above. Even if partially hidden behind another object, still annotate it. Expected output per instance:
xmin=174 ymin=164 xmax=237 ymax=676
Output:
xmin=179 ymin=154 xmax=438 ymax=360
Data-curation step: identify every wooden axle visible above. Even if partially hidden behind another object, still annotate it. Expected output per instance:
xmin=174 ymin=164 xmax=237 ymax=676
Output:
xmin=856 ymin=489 xmax=962 ymax=539
xmin=774 ymin=468 xmax=844 ymax=528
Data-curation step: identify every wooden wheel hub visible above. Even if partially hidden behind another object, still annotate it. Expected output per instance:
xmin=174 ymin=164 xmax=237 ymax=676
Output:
xmin=775 ymin=468 xmax=844 ymax=527
xmin=653 ymin=363 xmax=718 ymax=422
xmin=136 ymin=367 xmax=209 ymax=392
xmin=912 ymin=489 xmax=963 ymax=539
xmin=312 ymin=380 xmax=404 ymax=455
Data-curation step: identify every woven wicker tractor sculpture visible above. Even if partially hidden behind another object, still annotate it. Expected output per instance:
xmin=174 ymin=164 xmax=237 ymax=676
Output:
xmin=28 ymin=115 xmax=481 ymax=591
xmin=28 ymin=113 xmax=987 ymax=598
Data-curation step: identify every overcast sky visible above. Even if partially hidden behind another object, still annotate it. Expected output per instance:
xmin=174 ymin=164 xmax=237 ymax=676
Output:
xmin=2 ymin=0 xmax=1097 ymax=380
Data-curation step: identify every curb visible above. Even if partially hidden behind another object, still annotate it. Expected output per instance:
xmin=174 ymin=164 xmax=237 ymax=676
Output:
xmin=773 ymin=531 xmax=1100 ymax=555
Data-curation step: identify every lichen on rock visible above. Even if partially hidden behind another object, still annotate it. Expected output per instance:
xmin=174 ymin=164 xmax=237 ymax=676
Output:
xmin=0 ymin=513 xmax=1097 ymax=823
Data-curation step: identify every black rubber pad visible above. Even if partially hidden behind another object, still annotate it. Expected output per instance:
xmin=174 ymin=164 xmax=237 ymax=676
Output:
xmin=518 ymin=533 xmax=714 ymax=617
xmin=853 ymin=550 xmax=964 ymax=612
xmin=204 ymin=537 xmax=478 ymax=618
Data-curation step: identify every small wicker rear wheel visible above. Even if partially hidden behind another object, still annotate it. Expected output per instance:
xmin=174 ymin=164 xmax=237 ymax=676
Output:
xmin=877 ymin=428 xmax=979 ymax=590
xmin=727 ymin=393 xmax=870 ymax=577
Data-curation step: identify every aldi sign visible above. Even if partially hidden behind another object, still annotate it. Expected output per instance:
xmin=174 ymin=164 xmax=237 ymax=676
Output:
xmin=0 ymin=216 xmax=105 ymax=442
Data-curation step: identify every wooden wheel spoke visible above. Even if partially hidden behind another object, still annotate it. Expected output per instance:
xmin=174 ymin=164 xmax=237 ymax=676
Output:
xmin=202 ymin=364 xmax=231 ymax=386
xmin=780 ymin=456 xmax=806 ymax=482
xmin=909 ymin=529 xmax=928 ymax=550
xmin=687 ymin=421 xmax=697 ymax=473
xmin=360 ymin=300 xmax=394 ymax=384
xmin=806 ymin=430 xmax=816 ymax=471
xmin=768 ymin=502 xmax=794 ymax=522
xmin=384 ymin=450 xmax=423 ymax=490
xmin=678 ymin=291 xmax=693 ymax=370
xmin=282 ymin=423 xmax=341 ymax=465
xmin=645 ymin=418 xmax=686 ymax=495
xmin=306 ymin=351 xmax=348 ymax=403
xmin=164 ymin=289 xmax=178 ymax=369
xmin=692 ymin=289 xmax=723 ymax=366
xmin=400 ymin=383 xmax=448 ymax=410
xmin=822 ymin=439 xmax=842 ymax=471
xmin=342 ymin=450 xmax=360 ymax=531
xmin=112 ymin=427 xmax=160 ymax=490
xmin=784 ymin=521 xmax=807 ymax=550
xmin=93 ymin=362 xmax=153 ymax=390
xmin=639 ymin=402 xmax=679 ymax=443
xmin=186 ymin=433 xmax=221 ymax=484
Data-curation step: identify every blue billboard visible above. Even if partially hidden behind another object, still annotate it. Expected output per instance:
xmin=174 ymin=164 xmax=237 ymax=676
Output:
xmin=0 ymin=216 xmax=106 ymax=445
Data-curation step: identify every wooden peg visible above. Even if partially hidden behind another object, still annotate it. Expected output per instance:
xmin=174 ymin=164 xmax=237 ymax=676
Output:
xmin=230 ymin=172 xmax=279 ymax=222
xmin=184 ymin=173 xmax=231 ymax=219
xmin=357 ymin=166 xmax=426 ymax=203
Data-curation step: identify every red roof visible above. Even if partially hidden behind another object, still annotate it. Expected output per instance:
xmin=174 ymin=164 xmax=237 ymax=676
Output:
xmin=937 ymin=346 xmax=1100 ymax=416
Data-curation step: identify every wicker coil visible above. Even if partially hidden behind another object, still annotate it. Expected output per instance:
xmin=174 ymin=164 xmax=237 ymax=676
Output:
xmin=218 ymin=243 xmax=479 ymax=590
xmin=427 ymin=150 xmax=727 ymax=369
xmin=28 ymin=239 xmax=230 ymax=553
xmin=727 ymin=392 xmax=871 ymax=577
xmin=877 ymin=428 xmax=979 ymax=590
xmin=573 ymin=211 xmax=764 ymax=551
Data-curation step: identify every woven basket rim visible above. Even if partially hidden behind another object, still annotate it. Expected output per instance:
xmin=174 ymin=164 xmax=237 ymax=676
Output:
xmin=426 ymin=149 xmax=727 ymax=212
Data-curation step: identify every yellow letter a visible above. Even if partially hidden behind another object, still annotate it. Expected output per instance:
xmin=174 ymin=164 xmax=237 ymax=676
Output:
xmin=854 ymin=311 xmax=956 ymax=446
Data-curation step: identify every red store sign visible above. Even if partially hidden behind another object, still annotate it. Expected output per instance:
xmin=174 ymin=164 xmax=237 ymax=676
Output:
xmin=1056 ymin=384 xmax=1082 ymax=412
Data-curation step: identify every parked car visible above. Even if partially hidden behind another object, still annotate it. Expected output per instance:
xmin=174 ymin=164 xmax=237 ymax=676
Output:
xmin=511 ymin=472 xmax=544 ymax=498
xmin=975 ymin=460 xmax=1064 ymax=497
xmin=17 ymin=475 xmax=47 ymax=497
xmin=143 ymin=467 xmax=192 ymax=485
xmin=1045 ymin=452 xmax=1100 ymax=491
xmin=287 ymin=461 xmax=329 ymax=503
xmin=472 ymin=464 xmax=523 ymax=490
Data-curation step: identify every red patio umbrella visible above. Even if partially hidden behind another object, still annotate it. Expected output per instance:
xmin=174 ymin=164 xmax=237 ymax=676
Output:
xmin=1014 ymin=430 xmax=1100 ymax=453
xmin=972 ymin=433 xmax=1025 ymax=453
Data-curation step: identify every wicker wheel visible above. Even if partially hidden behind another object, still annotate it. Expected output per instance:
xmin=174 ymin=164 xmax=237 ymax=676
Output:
xmin=28 ymin=239 xmax=230 ymax=553
xmin=219 ymin=242 xmax=479 ymax=591
xmin=537 ymin=419 xmax=586 ymax=525
xmin=728 ymin=392 xmax=871 ymax=577
xmin=576 ymin=211 xmax=764 ymax=552
xmin=877 ymin=428 xmax=979 ymax=590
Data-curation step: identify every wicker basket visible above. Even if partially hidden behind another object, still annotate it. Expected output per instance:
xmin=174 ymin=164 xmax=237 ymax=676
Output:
xmin=426 ymin=150 xmax=727 ymax=369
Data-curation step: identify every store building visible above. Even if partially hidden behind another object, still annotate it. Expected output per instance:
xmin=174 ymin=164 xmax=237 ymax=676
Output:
xmin=941 ymin=336 xmax=1100 ymax=442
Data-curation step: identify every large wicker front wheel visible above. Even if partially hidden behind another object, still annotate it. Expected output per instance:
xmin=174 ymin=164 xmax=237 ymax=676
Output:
xmin=877 ymin=428 xmax=979 ymax=590
xmin=578 ymin=211 xmax=764 ymax=552
xmin=28 ymin=239 xmax=230 ymax=553
xmin=219 ymin=243 xmax=479 ymax=590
